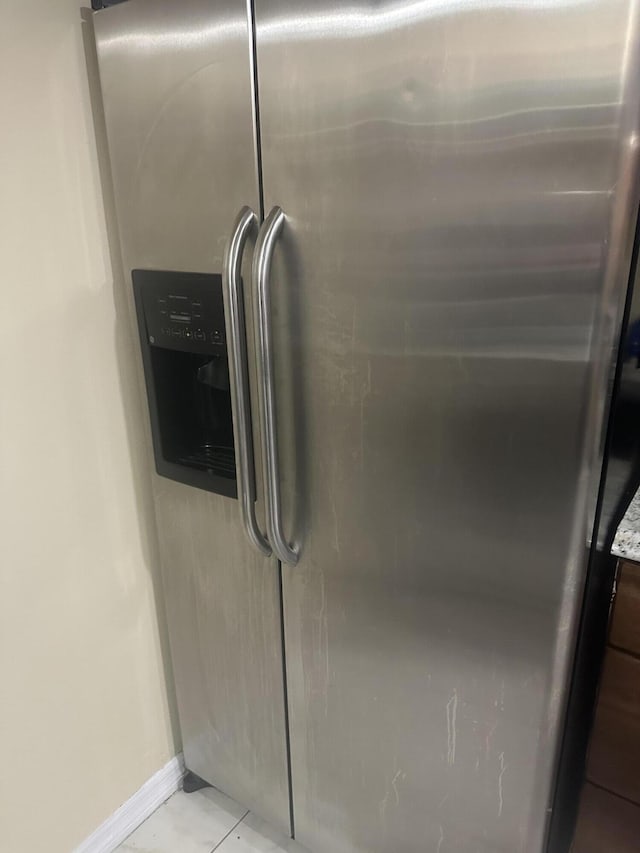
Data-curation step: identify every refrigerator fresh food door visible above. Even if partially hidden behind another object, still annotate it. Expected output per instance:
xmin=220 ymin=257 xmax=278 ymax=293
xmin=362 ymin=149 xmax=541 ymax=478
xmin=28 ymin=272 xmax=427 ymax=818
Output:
xmin=254 ymin=1 xmax=640 ymax=851
xmin=93 ymin=0 xmax=291 ymax=832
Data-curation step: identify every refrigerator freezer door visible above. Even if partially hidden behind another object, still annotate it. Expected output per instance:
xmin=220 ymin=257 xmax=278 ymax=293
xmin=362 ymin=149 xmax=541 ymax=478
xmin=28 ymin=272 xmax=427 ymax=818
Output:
xmin=93 ymin=0 xmax=291 ymax=832
xmin=254 ymin=1 xmax=640 ymax=851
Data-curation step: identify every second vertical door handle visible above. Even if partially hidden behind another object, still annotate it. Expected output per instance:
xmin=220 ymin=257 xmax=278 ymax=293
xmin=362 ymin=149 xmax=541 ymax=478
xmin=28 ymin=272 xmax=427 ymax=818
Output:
xmin=253 ymin=206 xmax=299 ymax=566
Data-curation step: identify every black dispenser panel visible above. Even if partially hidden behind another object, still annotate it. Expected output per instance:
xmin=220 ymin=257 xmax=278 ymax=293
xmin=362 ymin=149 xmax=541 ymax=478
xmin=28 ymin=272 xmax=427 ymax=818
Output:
xmin=133 ymin=269 xmax=237 ymax=498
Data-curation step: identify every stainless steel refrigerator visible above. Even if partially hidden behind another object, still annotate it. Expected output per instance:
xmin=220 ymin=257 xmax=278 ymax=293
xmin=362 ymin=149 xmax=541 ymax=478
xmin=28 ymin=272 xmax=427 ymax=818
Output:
xmin=90 ymin=1 xmax=640 ymax=851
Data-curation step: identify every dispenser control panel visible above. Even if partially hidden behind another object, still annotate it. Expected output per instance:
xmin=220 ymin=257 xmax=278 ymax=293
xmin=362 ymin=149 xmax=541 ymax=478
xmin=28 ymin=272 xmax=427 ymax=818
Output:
xmin=133 ymin=269 xmax=227 ymax=355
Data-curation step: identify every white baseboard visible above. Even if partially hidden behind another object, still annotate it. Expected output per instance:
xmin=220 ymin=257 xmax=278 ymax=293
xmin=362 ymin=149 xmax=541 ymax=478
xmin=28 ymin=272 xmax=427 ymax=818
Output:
xmin=74 ymin=753 xmax=185 ymax=853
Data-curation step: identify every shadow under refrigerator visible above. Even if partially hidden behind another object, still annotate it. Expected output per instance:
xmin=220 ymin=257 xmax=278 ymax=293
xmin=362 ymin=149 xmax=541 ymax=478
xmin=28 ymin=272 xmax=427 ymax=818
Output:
xmin=91 ymin=1 xmax=640 ymax=851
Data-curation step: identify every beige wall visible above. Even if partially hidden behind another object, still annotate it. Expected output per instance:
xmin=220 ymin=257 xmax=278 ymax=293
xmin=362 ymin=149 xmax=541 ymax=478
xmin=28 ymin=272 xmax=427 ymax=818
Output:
xmin=0 ymin=2 xmax=178 ymax=851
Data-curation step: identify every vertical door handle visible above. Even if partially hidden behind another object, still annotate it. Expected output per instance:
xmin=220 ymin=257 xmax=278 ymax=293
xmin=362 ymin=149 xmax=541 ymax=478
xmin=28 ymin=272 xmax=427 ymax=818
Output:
xmin=253 ymin=206 xmax=299 ymax=566
xmin=223 ymin=206 xmax=272 ymax=557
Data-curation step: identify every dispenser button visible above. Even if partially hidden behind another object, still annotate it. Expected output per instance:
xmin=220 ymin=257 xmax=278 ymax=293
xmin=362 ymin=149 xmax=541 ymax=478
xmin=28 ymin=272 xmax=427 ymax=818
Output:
xmin=194 ymin=329 xmax=206 ymax=342
xmin=172 ymin=328 xmax=182 ymax=338
xmin=183 ymin=329 xmax=192 ymax=339
xmin=211 ymin=330 xmax=223 ymax=344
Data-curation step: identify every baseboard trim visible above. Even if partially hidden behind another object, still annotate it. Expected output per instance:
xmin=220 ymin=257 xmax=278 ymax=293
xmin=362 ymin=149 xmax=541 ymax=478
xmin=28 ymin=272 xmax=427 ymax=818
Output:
xmin=74 ymin=753 xmax=185 ymax=853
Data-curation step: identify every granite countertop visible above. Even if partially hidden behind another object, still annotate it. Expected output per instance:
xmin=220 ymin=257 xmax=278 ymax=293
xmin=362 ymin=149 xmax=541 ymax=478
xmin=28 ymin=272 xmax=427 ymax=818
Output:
xmin=612 ymin=488 xmax=640 ymax=562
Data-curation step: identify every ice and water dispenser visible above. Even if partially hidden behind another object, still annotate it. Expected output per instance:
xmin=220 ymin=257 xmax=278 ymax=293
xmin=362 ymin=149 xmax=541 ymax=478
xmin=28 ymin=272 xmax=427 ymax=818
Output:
xmin=133 ymin=270 xmax=238 ymax=498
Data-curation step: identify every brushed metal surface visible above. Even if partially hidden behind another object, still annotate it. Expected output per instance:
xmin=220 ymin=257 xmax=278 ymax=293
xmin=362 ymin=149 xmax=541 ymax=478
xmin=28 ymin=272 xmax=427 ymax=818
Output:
xmin=93 ymin=0 xmax=290 ymax=832
xmin=254 ymin=2 xmax=640 ymax=851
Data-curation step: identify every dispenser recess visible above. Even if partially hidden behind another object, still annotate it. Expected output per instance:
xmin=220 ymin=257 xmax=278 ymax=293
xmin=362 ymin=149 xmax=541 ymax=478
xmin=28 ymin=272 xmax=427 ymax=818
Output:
xmin=133 ymin=269 xmax=238 ymax=498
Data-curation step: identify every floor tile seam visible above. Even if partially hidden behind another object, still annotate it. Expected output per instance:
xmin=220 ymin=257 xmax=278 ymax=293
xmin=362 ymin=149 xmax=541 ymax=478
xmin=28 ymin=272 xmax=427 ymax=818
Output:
xmin=210 ymin=810 xmax=250 ymax=852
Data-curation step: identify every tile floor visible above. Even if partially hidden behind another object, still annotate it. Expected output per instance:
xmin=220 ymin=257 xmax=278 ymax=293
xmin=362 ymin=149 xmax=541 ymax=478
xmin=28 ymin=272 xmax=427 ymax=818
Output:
xmin=117 ymin=786 xmax=307 ymax=853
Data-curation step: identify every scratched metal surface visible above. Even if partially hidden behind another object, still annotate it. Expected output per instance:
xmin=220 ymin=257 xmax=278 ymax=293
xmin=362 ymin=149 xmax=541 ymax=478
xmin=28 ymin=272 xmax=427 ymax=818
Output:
xmin=93 ymin=0 xmax=291 ymax=833
xmin=255 ymin=2 xmax=640 ymax=851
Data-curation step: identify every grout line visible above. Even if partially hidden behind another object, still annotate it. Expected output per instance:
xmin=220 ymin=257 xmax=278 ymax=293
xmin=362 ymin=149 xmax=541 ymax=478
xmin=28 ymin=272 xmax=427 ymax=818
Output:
xmin=210 ymin=811 xmax=250 ymax=852
xmin=586 ymin=779 xmax=640 ymax=809
xmin=607 ymin=641 xmax=640 ymax=662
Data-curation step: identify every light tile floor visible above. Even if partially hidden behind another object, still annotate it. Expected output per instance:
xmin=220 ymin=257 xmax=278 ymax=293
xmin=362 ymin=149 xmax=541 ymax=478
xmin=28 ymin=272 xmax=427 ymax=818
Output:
xmin=117 ymin=786 xmax=307 ymax=853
